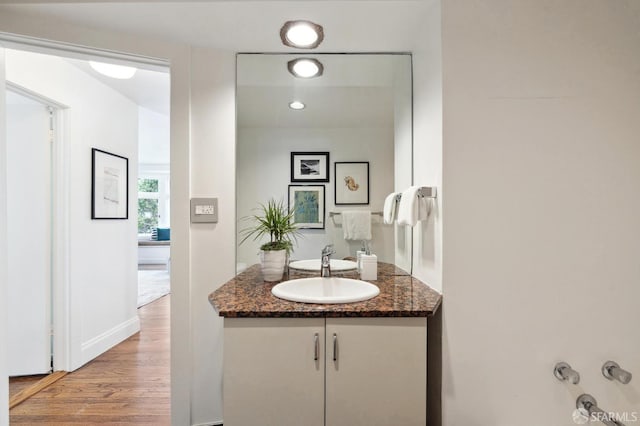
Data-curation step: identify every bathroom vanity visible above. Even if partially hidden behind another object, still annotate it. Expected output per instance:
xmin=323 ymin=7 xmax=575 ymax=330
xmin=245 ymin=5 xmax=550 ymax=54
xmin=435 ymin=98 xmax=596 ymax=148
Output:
xmin=209 ymin=262 xmax=441 ymax=426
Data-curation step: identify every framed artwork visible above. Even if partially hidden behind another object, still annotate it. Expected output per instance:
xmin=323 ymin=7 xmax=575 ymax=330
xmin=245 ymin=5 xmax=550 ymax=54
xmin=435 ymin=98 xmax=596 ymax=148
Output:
xmin=334 ymin=162 xmax=369 ymax=205
xmin=288 ymin=185 xmax=325 ymax=229
xmin=92 ymin=148 xmax=129 ymax=219
xmin=290 ymin=152 xmax=330 ymax=182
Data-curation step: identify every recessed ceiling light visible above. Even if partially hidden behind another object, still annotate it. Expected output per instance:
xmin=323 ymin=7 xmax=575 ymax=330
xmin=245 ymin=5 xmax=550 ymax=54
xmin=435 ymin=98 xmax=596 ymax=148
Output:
xmin=289 ymin=101 xmax=305 ymax=110
xmin=287 ymin=58 xmax=324 ymax=78
xmin=280 ymin=20 xmax=324 ymax=49
xmin=89 ymin=61 xmax=137 ymax=79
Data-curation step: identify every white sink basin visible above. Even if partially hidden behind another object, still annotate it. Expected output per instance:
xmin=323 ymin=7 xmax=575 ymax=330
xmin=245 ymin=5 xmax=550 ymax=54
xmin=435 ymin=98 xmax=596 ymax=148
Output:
xmin=272 ymin=277 xmax=379 ymax=304
xmin=289 ymin=259 xmax=357 ymax=272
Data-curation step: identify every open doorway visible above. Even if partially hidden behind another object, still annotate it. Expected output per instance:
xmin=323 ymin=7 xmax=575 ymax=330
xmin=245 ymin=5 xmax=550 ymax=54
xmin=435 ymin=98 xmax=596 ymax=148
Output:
xmin=137 ymin=125 xmax=171 ymax=307
xmin=137 ymin=168 xmax=171 ymax=307
xmin=3 ymin=41 xmax=170 ymax=407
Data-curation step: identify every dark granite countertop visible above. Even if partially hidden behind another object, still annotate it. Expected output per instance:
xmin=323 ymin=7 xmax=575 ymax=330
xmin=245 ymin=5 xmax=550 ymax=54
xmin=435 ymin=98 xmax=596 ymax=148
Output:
xmin=208 ymin=262 xmax=442 ymax=318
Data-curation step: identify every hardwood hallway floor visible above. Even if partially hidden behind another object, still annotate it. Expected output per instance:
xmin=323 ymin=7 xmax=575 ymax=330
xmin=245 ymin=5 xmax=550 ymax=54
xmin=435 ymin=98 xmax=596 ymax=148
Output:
xmin=10 ymin=295 xmax=170 ymax=425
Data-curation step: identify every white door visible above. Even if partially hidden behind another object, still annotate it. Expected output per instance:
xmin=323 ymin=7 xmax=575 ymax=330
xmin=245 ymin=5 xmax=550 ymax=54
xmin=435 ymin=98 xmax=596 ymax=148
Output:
xmin=6 ymin=90 xmax=52 ymax=376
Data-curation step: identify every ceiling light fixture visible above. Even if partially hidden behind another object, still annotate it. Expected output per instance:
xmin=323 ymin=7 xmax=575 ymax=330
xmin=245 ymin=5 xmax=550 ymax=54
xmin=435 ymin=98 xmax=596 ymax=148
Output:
xmin=89 ymin=61 xmax=137 ymax=79
xmin=287 ymin=58 xmax=324 ymax=78
xmin=289 ymin=101 xmax=306 ymax=110
xmin=280 ymin=20 xmax=324 ymax=49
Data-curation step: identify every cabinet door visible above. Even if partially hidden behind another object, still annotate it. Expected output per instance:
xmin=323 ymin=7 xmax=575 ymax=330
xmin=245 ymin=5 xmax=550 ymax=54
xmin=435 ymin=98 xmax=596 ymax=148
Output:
xmin=325 ymin=317 xmax=427 ymax=426
xmin=224 ymin=318 xmax=325 ymax=426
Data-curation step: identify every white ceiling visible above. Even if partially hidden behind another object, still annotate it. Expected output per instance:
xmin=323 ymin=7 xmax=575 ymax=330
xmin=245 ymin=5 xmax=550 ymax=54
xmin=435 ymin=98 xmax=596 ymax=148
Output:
xmin=0 ymin=1 xmax=431 ymax=52
xmin=238 ymin=85 xmax=394 ymax=128
xmin=237 ymin=54 xmax=408 ymax=128
xmin=0 ymin=1 xmax=429 ymax=120
xmin=1 ymin=1 xmax=425 ymax=153
xmin=64 ymin=57 xmax=170 ymax=115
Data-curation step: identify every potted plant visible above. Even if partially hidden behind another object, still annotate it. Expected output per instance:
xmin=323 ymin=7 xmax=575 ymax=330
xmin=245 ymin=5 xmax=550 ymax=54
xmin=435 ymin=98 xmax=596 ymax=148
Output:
xmin=240 ymin=199 xmax=300 ymax=281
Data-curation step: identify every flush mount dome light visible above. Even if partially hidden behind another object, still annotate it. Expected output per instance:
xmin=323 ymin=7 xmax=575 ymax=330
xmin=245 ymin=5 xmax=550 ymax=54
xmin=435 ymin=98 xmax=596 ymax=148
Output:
xmin=289 ymin=101 xmax=305 ymax=110
xmin=89 ymin=61 xmax=137 ymax=79
xmin=287 ymin=58 xmax=324 ymax=78
xmin=280 ymin=20 xmax=324 ymax=49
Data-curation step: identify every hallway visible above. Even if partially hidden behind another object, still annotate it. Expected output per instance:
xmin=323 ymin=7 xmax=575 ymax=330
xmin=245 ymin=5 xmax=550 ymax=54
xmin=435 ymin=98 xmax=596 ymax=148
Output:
xmin=9 ymin=296 xmax=170 ymax=425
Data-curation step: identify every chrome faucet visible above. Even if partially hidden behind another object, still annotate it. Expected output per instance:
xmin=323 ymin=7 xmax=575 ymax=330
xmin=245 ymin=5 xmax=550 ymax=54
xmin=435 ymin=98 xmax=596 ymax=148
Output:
xmin=321 ymin=244 xmax=335 ymax=277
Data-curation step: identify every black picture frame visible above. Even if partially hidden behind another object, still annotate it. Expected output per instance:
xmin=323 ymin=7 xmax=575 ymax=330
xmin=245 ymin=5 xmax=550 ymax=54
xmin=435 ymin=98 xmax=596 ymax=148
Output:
xmin=288 ymin=185 xmax=326 ymax=229
xmin=91 ymin=148 xmax=129 ymax=219
xmin=334 ymin=161 xmax=370 ymax=205
xmin=290 ymin=151 xmax=330 ymax=182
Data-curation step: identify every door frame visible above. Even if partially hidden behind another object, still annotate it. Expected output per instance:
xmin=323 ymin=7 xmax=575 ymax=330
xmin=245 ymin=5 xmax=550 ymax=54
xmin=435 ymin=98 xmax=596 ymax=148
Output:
xmin=6 ymin=81 xmax=69 ymax=372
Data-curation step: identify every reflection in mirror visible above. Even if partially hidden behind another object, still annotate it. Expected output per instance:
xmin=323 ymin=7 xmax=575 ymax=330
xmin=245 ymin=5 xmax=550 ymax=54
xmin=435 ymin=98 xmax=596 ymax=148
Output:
xmin=236 ymin=54 xmax=412 ymax=273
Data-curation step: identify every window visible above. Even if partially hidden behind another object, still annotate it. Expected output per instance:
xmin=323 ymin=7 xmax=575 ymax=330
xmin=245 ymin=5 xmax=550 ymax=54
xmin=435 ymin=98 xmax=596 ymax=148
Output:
xmin=138 ymin=178 xmax=159 ymax=234
xmin=138 ymin=173 xmax=170 ymax=237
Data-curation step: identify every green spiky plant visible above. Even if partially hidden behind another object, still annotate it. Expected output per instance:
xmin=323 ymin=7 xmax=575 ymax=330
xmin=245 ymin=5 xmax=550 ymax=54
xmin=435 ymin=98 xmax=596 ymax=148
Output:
xmin=240 ymin=199 xmax=301 ymax=252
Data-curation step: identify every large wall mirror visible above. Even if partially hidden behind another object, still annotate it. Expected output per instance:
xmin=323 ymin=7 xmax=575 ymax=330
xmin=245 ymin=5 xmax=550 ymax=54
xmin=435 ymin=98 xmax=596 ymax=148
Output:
xmin=236 ymin=53 xmax=413 ymax=273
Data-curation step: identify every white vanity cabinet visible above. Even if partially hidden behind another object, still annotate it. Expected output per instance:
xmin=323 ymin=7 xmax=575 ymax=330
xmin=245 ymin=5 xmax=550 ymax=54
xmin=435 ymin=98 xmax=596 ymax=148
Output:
xmin=223 ymin=317 xmax=427 ymax=426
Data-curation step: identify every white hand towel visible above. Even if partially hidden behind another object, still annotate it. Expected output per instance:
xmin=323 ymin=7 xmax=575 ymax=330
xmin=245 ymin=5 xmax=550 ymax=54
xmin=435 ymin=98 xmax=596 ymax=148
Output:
xmin=397 ymin=186 xmax=422 ymax=227
xmin=383 ymin=193 xmax=399 ymax=224
xmin=342 ymin=211 xmax=372 ymax=241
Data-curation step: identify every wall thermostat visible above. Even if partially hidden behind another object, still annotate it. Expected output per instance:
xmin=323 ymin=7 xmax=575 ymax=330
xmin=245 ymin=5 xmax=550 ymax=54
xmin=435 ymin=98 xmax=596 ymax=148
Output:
xmin=191 ymin=198 xmax=218 ymax=223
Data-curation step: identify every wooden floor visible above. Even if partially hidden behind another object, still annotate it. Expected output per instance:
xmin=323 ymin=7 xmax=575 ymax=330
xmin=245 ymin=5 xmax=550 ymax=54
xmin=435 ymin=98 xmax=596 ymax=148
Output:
xmin=9 ymin=375 xmax=47 ymax=400
xmin=9 ymin=295 xmax=170 ymax=425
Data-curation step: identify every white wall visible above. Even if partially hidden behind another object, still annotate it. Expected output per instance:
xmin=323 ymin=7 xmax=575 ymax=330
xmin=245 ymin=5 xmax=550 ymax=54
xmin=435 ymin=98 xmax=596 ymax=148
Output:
xmin=440 ymin=1 xmax=640 ymax=424
xmin=393 ymin=55 xmax=414 ymax=273
xmin=237 ymin=126 xmax=395 ymax=267
xmin=0 ymin=47 xmax=9 ymax=426
xmin=5 ymin=49 xmax=140 ymax=369
xmin=189 ymin=47 xmax=236 ymax=425
xmin=139 ymin=106 xmax=170 ymax=165
xmin=410 ymin=4 xmax=443 ymax=423
xmin=412 ymin=0 xmax=443 ymax=293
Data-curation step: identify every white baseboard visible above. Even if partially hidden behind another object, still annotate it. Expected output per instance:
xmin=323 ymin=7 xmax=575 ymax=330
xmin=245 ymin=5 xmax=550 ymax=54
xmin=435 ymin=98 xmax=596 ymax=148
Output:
xmin=192 ymin=421 xmax=223 ymax=426
xmin=80 ymin=316 xmax=140 ymax=365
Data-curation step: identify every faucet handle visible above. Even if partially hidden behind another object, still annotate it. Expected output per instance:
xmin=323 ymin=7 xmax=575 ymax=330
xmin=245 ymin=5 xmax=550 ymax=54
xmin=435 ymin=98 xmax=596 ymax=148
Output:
xmin=554 ymin=362 xmax=580 ymax=384
xmin=322 ymin=244 xmax=335 ymax=256
xmin=603 ymin=361 xmax=632 ymax=384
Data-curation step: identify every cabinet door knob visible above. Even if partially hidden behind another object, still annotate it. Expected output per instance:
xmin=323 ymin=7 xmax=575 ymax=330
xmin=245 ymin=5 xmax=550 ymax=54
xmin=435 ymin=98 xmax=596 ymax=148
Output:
xmin=314 ymin=333 xmax=319 ymax=361
xmin=333 ymin=333 xmax=338 ymax=362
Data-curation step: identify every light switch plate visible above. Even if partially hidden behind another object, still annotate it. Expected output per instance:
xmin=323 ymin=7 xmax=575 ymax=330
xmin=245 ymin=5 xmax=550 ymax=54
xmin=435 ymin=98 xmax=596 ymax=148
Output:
xmin=191 ymin=198 xmax=218 ymax=223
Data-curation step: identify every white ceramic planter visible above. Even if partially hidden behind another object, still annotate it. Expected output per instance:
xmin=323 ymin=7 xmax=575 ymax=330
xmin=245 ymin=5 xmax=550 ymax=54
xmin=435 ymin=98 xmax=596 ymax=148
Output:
xmin=260 ymin=249 xmax=287 ymax=282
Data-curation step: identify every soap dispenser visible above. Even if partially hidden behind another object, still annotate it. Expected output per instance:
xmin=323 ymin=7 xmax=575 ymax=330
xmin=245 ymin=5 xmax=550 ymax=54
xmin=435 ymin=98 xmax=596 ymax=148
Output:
xmin=359 ymin=243 xmax=377 ymax=280
xmin=356 ymin=242 xmax=366 ymax=273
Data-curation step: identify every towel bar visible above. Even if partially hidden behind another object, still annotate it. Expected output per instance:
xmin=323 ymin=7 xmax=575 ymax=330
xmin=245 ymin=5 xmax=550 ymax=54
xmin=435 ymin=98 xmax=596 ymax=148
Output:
xmin=576 ymin=394 xmax=626 ymax=426
xmin=329 ymin=211 xmax=383 ymax=218
xmin=394 ymin=186 xmax=437 ymax=201
xmin=417 ymin=186 xmax=437 ymax=198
